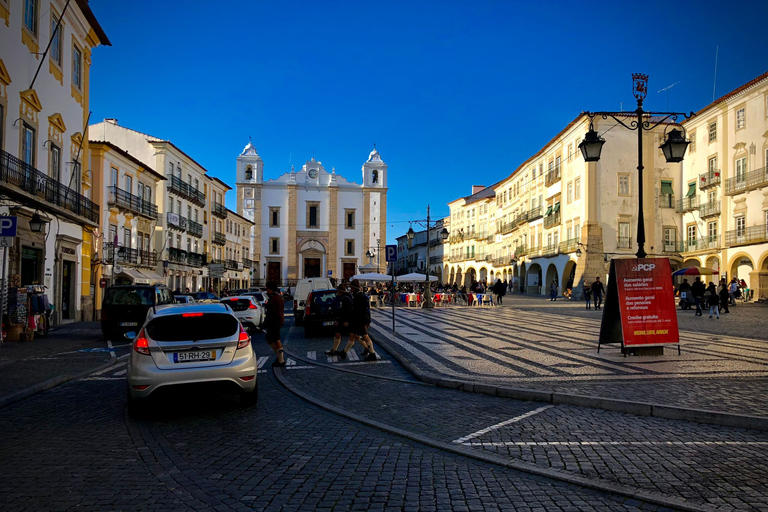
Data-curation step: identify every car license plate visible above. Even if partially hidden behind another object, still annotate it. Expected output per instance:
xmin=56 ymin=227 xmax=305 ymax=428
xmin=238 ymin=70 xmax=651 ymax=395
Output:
xmin=173 ymin=350 xmax=216 ymax=363
xmin=323 ymin=321 xmax=335 ymax=326
xmin=119 ymin=322 xmax=138 ymax=327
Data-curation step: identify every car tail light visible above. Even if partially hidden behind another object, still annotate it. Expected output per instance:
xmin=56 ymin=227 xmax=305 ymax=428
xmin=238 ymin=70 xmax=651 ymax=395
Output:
xmin=305 ymin=293 xmax=312 ymax=316
xmin=239 ymin=375 xmax=255 ymax=381
xmin=248 ymin=302 xmax=258 ymax=309
xmin=134 ymin=329 xmax=150 ymax=355
xmin=293 ymin=300 xmax=297 ymax=310
xmin=182 ymin=312 xmax=204 ymax=317
xmin=237 ymin=325 xmax=250 ymax=349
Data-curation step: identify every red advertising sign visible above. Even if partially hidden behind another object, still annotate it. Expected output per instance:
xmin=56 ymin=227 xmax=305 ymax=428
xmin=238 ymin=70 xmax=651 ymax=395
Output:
xmin=614 ymin=258 xmax=679 ymax=347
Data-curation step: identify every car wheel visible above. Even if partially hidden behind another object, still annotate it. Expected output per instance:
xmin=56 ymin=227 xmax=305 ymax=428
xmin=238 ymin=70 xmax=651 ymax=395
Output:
xmin=240 ymin=384 xmax=258 ymax=406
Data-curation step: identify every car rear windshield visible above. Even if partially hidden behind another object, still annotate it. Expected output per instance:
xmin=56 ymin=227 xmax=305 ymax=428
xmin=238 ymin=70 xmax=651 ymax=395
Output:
xmin=224 ymin=298 xmax=252 ymax=312
xmin=246 ymin=293 xmax=264 ymax=302
xmin=104 ymin=287 xmax=153 ymax=306
xmin=146 ymin=314 xmax=239 ymax=341
xmin=311 ymin=291 xmax=337 ymax=305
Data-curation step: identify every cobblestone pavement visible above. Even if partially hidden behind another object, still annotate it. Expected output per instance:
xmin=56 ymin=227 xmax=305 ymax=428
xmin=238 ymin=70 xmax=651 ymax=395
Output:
xmin=0 ymin=329 xmax=667 ymax=512
xmin=280 ymin=323 xmax=768 ymax=512
xmin=367 ymin=301 xmax=768 ymax=417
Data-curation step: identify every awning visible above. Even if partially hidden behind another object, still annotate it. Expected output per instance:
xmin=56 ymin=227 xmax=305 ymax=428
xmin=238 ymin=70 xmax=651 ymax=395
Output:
xmin=138 ymin=269 xmax=165 ymax=284
xmin=553 ymin=202 xmax=561 ymax=213
xmin=544 ymin=205 xmax=553 ymax=216
xmin=685 ymin=182 xmax=696 ymax=198
xmin=661 ymin=180 xmax=674 ymax=195
xmin=117 ymin=267 xmax=149 ymax=284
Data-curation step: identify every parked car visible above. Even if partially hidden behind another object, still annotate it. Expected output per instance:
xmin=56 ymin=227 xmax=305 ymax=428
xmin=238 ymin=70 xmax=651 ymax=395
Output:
xmin=242 ymin=291 xmax=267 ymax=308
xmin=101 ymin=284 xmax=175 ymax=341
xmin=221 ymin=296 xmax=264 ymax=332
xmin=126 ymin=303 xmax=257 ymax=414
xmin=293 ymin=277 xmax=333 ymax=325
xmin=303 ymin=289 xmax=339 ymax=338
xmin=192 ymin=291 xmax=220 ymax=303
xmin=174 ymin=294 xmax=196 ymax=304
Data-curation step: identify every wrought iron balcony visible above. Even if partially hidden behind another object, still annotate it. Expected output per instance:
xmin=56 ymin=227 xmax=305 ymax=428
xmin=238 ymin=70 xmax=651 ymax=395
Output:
xmin=683 ymin=236 xmax=720 ymax=253
xmin=167 ymin=212 xmax=187 ymax=231
xmin=528 ymin=206 xmax=543 ymax=221
xmin=0 ymin=149 xmax=99 ymax=225
xmin=242 ymin=257 xmax=254 ymax=269
xmin=699 ymin=170 xmax=721 ymax=190
xmin=188 ymin=251 xmax=204 ymax=268
xmin=187 ymin=219 xmax=203 ymax=238
xmin=527 ymin=245 xmax=541 ymax=257
xmin=514 ymin=245 xmax=528 ymax=256
xmin=168 ymin=247 xmax=188 ymax=264
xmin=558 ymin=238 xmax=579 ymax=254
xmin=725 ymin=226 xmax=768 ymax=247
xmin=213 ymin=231 xmax=226 ymax=246
xmin=662 ymin=241 xmax=685 ymax=254
xmin=212 ymin=202 xmax=228 ymax=219
xmin=658 ymin=193 xmax=676 ymax=209
xmin=543 ymin=211 xmax=561 ymax=229
xmin=541 ymin=244 xmax=560 ymax=257
xmin=698 ymin=202 xmax=721 ymax=219
xmin=675 ymin=197 xmax=699 ymax=213
xmin=107 ymin=186 xmax=158 ymax=219
xmin=103 ymin=243 xmax=158 ymax=268
xmin=189 ymin=187 xmax=206 ymax=207
xmin=167 ymin=175 xmax=190 ymax=198
xmin=724 ymin=167 xmax=768 ymax=196
xmin=224 ymin=259 xmax=242 ymax=270
xmin=499 ymin=222 xmax=515 ymax=235
xmin=449 ymin=255 xmax=464 ymax=263
xmin=617 ymin=236 xmax=632 ymax=249
xmin=545 ymin=165 xmax=561 ymax=187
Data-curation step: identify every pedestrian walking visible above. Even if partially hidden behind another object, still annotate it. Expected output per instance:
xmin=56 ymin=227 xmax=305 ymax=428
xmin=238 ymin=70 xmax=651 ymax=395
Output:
xmin=591 ymin=276 xmax=605 ymax=310
xmin=264 ymin=281 xmax=286 ymax=367
xmin=706 ymin=282 xmax=720 ymax=319
xmin=337 ymin=279 xmax=377 ymax=362
xmin=326 ymin=283 xmax=353 ymax=356
xmin=719 ymin=283 xmax=730 ymax=314
xmin=549 ymin=280 xmax=558 ymax=301
xmin=492 ymin=279 xmax=505 ymax=305
xmin=691 ymin=277 xmax=705 ymax=316
xmin=583 ymin=280 xmax=592 ymax=310
xmin=729 ymin=278 xmax=739 ymax=306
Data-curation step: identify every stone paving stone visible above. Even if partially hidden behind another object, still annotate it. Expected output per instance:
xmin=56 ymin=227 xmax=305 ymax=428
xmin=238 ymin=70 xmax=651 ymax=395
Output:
xmin=368 ymin=302 xmax=768 ymax=417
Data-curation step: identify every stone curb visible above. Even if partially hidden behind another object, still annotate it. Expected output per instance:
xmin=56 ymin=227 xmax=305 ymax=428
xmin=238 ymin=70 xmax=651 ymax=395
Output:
xmin=273 ymin=365 xmax=716 ymax=512
xmin=0 ymin=354 xmax=118 ymax=410
xmin=368 ymin=326 xmax=768 ymax=432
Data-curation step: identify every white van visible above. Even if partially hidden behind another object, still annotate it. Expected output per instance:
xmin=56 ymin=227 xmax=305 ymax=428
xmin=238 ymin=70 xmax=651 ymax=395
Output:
xmin=293 ymin=277 xmax=333 ymax=325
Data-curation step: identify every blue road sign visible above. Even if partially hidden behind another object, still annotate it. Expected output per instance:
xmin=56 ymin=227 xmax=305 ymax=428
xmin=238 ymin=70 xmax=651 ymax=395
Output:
xmin=0 ymin=216 xmax=18 ymax=237
xmin=385 ymin=244 xmax=397 ymax=262
xmin=327 ymin=270 xmax=332 ymax=276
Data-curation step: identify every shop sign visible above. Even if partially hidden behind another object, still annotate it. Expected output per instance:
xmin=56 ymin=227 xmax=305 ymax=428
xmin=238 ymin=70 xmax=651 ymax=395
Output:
xmin=61 ymin=247 xmax=76 ymax=255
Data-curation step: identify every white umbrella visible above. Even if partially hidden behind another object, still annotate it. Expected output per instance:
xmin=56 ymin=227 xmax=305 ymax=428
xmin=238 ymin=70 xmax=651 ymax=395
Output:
xmin=396 ymin=272 xmax=438 ymax=282
xmin=351 ymin=272 xmax=393 ymax=282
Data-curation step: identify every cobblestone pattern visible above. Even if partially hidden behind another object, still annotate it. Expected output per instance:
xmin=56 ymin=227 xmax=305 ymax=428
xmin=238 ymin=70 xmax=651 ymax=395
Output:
xmin=369 ymin=305 xmax=768 ymax=416
xmin=0 ymin=353 xmax=660 ymax=511
xmin=280 ymin=362 xmax=768 ymax=511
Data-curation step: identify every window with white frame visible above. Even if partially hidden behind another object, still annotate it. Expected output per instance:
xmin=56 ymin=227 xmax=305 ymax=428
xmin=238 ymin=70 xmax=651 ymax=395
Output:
xmin=664 ymin=228 xmax=676 ymax=250
xmin=735 ymin=157 xmax=747 ymax=182
xmin=23 ymin=0 xmax=38 ymax=35
xmin=708 ymin=121 xmax=717 ymax=143
xmin=689 ymin=130 xmax=696 ymax=152
xmin=736 ymin=216 xmax=745 ymax=237
xmin=567 ymin=182 xmax=573 ymax=204
xmin=49 ymin=144 xmax=61 ymax=181
xmin=618 ymin=174 xmax=630 ymax=196
xmin=72 ymin=44 xmax=82 ymax=89
xmin=619 ymin=222 xmax=631 ymax=248
xmin=736 ymin=108 xmax=746 ymax=130
xmin=574 ymin=178 xmax=581 ymax=200
xmin=708 ymin=221 xmax=718 ymax=243
xmin=687 ymin=225 xmax=696 ymax=248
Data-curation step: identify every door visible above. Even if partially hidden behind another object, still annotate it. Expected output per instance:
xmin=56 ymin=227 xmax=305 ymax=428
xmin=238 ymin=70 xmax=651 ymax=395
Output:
xmin=304 ymin=258 xmax=321 ymax=278
xmin=62 ymin=261 xmax=74 ymax=320
xmin=267 ymin=261 xmax=281 ymax=284
xmin=343 ymin=263 xmax=356 ymax=281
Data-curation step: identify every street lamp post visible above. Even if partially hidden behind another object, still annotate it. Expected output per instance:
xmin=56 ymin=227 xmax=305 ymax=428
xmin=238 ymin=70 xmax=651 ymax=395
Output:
xmin=407 ymin=205 xmax=449 ymax=309
xmin=579 ymin=73 xmax=693 ymax=259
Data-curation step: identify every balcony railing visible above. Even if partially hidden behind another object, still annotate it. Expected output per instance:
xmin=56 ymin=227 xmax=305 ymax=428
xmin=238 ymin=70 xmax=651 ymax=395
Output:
xmin=107 ymin=186 xmax=158 ymax=219
xmin=167 ymin=212 xmax=187 ymax=231
xmin=675 ymin=196 xmax=699 ymax=213
xmin=103 ymin=243 xmax=158 ymax=268
xmin=213 ymin=231 xmax=226 ymax=245
xmin=684 ymin=236 xmax=721 ymax=253
xmin=224 ymin=259 xmax=242 ymax=270
xmin=189 ymin=187 xmax=206 ymax=207
xmin=617 ymin=237 xmax=632 ymax=249
xmin=699 ymin=170 xmax=721 ymax=190
xmin=527 ymin=245 xmax=541 ymax=257
xmin=449 ymin=255 xmax=464 ymax=263
xmin=448 ymin=234 xmax=464 ymax=243
xmin=528 ymin=205 xmax=543 ymax=221
xmin=429 ymin=256 xmax=442 ymax=265
xmin=0 ymin=149 xmax=99 ymax=224
xmin=724 ymin=167 xmax=768 ymax=196
xmin=242 ymin=257 xmax=254 ymax=269
xmin=658 ymin=193 xmax=676 ymax=209
xmin=187 ymin=219 xmax=203 ymax=238
xmin=167 ymin=175 xmax=189 ymax=198
xmin=168 ymin=247 xmax=204 ymax=267
xmin=662 ymin=241 xmax=684 ymax=254
xmin=541 ymin=244 xmax=560 ymax=257
xmin=698 ymin=202 xmax=721 ymax=219
xmin=558 ymin=238 xmax=579 ymax=254
xmin=543 ymin=211 xmax=561 ymax=229
xmin=514 ymin=245 xmax=528 ymax=256
xmin=725 ymin=226 xmax=768 ymax=247
xmin=188 ymin=252 xmax=204 ymax=267
xmin=499 ymin=222 xmax=515 ymax=235
xmin=212 ymin=202 xmax=228 ymax=219
xmin=544 ymin=165 xmax=561 ymax=187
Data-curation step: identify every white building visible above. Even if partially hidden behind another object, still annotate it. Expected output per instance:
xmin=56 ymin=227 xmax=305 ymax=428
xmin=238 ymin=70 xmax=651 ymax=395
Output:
xmin=235 ymin=142 xmax=388 ymax=284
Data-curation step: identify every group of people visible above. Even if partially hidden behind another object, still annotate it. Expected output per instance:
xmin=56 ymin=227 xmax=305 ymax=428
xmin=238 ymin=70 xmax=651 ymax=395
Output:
xmin=325 ymin=279 xmax=378 ymax=362
xmin=581 ymin=276 xmax=605 ymax=310
xmin=678 ymin=276 xmax=747 ymax=319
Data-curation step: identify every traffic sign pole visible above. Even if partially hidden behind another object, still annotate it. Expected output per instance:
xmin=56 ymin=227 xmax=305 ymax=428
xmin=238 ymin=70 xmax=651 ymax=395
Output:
xmin=385 ymin=245 xmax=398 ymax=333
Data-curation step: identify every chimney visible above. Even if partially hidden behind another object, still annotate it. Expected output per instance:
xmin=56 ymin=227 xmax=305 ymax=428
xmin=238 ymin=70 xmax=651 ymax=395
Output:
xmin=472 ymin=185 xmax=485 ymax=195
xmin=105 ymin=118 xmax=118 ymax=125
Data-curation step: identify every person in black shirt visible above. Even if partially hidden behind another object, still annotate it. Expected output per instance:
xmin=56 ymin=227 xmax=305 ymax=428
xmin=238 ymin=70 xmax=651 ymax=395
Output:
xmin=591 ymin=276 xmax=605 ymax=310
xmin=326 ymin=283 xmax=353 ymax=356
xmin=337 ymin=279 xmax=377 ymax=362
xmin=691 ymin=277 xmax=706 ymax=316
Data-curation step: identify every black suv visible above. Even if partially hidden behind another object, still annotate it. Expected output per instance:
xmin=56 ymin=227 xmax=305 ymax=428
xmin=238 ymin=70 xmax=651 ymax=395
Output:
xmin=303 ymin=289 xmax=339 ymax=338
xmin=101 ymin=284 xmax=174 ymax=341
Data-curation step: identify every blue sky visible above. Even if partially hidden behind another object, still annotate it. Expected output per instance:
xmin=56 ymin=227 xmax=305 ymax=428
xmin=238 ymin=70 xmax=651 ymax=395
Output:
xmin=88 ymin=0 xmax=768 ymax=244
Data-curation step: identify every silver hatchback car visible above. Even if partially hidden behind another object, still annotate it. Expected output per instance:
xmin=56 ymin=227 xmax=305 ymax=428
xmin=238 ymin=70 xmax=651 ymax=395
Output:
xmin=126 ymin=303 xmax=257 ymax=413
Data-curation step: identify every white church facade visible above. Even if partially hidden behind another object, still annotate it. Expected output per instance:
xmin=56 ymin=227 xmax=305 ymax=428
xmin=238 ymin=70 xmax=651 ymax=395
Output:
xmin=235 ymin=142 xmax=388 ymax=285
